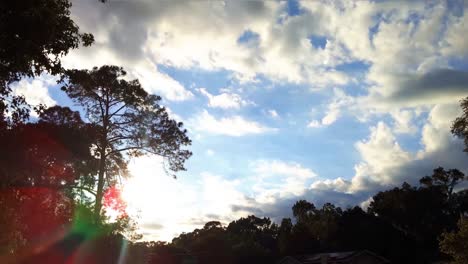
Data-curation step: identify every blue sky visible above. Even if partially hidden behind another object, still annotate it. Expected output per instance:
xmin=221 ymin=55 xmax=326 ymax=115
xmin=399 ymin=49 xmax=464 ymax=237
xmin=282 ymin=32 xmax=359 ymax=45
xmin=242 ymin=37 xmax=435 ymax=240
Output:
xmin=11 ymin=0 xmax=468 ymax=241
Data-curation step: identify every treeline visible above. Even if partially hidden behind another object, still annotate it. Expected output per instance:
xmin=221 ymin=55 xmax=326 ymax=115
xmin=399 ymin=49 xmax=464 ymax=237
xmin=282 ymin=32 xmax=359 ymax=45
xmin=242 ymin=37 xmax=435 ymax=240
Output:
xmin=8 ymin=169 xmax=463 ymax=264
xmin=123 ymin=168 xmax=467 ymax=264
xmin=30 ymin=168 xmax=466 ymax=264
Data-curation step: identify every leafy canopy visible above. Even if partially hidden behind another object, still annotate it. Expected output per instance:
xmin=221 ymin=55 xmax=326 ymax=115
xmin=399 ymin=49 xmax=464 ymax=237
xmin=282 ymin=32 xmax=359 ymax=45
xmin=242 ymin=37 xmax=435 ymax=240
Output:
xmin=61 ymin=65 xmax=192 ymax=173
xmin=0 ymin=0 xmax=93 ymax=125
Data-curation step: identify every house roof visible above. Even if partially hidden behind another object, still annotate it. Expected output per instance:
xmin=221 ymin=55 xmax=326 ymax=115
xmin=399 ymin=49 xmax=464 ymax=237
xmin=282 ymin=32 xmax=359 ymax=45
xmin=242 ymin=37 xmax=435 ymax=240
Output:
xmin=279 ymin=250 xmax=390 ymax=264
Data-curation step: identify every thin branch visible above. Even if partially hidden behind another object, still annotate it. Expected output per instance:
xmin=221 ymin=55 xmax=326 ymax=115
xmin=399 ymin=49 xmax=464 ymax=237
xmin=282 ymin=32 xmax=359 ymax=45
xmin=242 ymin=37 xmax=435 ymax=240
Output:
xmin=108 ymin=103 xmax=128 ymax=119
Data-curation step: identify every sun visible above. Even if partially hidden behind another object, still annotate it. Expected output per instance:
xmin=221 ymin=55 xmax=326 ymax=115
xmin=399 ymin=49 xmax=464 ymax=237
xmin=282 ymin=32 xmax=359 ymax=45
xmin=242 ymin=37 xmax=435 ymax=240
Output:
xmin=118 ymin=156 xmax=198 ymax=241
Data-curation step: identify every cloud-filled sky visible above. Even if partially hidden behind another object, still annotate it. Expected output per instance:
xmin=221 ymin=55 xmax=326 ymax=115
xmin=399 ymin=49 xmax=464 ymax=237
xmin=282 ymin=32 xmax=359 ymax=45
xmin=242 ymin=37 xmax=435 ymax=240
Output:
xmin=13 ymin=0 xmax=468 ymax=241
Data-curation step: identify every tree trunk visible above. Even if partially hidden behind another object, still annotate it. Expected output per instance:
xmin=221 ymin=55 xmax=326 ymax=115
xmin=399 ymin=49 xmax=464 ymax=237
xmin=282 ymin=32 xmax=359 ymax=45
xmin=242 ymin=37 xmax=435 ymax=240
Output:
xmin=95 ymin=100 xmax=109 ymax=222
xmin=94 ymin=149 xmax=106 ymax=222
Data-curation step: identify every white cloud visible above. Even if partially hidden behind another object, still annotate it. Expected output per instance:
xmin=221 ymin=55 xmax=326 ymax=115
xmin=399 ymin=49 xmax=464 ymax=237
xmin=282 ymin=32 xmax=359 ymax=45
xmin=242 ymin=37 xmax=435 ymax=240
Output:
xmin=307 ymin=120 xmax=322 ymax=128
xmin=311 ymin=103 xmax=467 ymax=195
xmin=308 ymin=88 xmax=355 ymax=128
xmin=65 ymin=0 xmax=358 ymax=87
xmin=198 ymin=88 xmax=249 ymax=109
xmin=11 ymin=75 xmax=57 ymax=115
xmin=442 ymin=11 xmax=468 ymax=58
xmin=419 ymin=103 xmax=462 ymax=155
xmin=351 ymin=122 xmax=413 ymax=191
xmin=310 ymin=177 xmax=350 ymax=193
xmin=268 ymin=109 xmax=279 ymax=118
xmin=301 ymin=2 xmax=468 ymax=126
xmin=253 ymin=160 xmax=316 ymax=179
xmin=199 ymin=172 xmax=248 ymax=219
xmin=63 ymin=47 xmax=194 ymax=102
xmin=251 ymin=160 xmax=317 ymax=202
xmin=130 ymin=61 xmax=194 ymax=101
xmin=321 ymin=107 xmax=340 ymax=126
xmin=190 ymin=110 xmax=276 ymax=136
xmin=391 ymin=109 xmax=418 ymax=134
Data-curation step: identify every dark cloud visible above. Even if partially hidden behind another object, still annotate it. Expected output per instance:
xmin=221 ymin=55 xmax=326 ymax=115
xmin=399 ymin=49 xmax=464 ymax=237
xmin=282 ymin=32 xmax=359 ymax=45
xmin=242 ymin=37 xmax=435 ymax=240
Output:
xmin=70 ymin=0 xmax=276 ymax=63
xmin=231 ymin=204 xmax=264 ymax=215
xmin=141 ymin=223 xmax=164 ymax=230
xmin=230 ymin=190 xmax=368 ymax=224
xmin=249 ymin=137 xmax=468 ymax=224
xmin=391 ymin=69 xmax=468 ymax=103
xmin=205 ymin=214 xmax=221 ymax=220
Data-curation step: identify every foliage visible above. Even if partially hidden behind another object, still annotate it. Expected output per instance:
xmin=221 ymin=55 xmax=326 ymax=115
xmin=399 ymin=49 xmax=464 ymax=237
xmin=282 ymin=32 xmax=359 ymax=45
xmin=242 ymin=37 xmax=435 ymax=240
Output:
xmin=0 ymin=106 xmax=98 ymax=254
xmin=440 ymin=217 xmax=468 ymax=264
xmin=0 ymin=106 xmax=98 ymax=191
xmin=0 ymin=0 xmax=93 ymax=125
xmin=61 ymin=65 xmax=192 ymax=219
xmin=452 ymin=97 xmax=468 ymax=153
xmin=368 ymin=168 xmax=467 ymax=262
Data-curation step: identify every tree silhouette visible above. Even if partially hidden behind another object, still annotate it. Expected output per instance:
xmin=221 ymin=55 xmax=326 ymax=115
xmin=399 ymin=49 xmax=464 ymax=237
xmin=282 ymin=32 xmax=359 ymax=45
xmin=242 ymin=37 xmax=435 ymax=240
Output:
xmin=368 ymin=169 xmax=467 ymax=262
xmin=292 ymin=200 xmax=316 ymax=223
xmin=0 ymin=106 xmax=98 ymax=192
xmin=61 ymin=65 xmax=192 ymax=220
xmin=420 ymin=167 xmax=466 ymax=201
xmin=0 ymin=0 xmax=93 ymax=125
xmin=452 ymin=97 xmax=468 ymax=153
xmin=0 ymin=106 xmax=98 ymax=254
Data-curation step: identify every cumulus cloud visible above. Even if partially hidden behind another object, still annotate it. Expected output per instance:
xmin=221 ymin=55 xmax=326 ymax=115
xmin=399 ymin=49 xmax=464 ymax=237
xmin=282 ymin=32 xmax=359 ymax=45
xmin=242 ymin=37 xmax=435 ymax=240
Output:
xmin=310 ymin=177 xmax=350 ymax=193
xmin=310 ymin=104 xmax=467 ymax=198
xmin=61 ymin=3 xmax=195 ymax=102
xmin=301 ymin=2 xmax=468 ymax=123
xmin=198 ymin=88 xmax=250 ymax=109
xmin=253 ymin=159 xmax=316 ymax=179
xmin=391 ymin=110 xmax=418 ymax=134
xmin=130 ymin=61 xmax=194 ymax=101
xmin=65 ymin=0 xmax=358 ymax=88
xmin=442 ymin=12 xmax=468 ymax=58
xmin=190 ymin=110 xmax=276 ymax=136
xmin=350 ymin=122 xmax=413 ymax=191
xmin=250 ymin=160 xmax=317 ymax=202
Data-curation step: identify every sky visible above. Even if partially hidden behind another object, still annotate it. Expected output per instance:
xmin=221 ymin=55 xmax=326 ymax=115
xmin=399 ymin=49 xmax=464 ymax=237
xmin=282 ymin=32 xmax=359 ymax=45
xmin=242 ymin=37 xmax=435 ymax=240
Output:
xmin=11 ymin=0 xmax=468 ymax=241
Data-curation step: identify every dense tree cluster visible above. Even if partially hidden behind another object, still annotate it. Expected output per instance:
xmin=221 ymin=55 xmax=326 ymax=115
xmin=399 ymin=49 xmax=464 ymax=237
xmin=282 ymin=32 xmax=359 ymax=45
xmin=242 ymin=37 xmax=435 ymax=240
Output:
xmin=163 ymin=169 xmax=467 ymax=264
xmin=37 ymin=168 xmax=463 ymax=263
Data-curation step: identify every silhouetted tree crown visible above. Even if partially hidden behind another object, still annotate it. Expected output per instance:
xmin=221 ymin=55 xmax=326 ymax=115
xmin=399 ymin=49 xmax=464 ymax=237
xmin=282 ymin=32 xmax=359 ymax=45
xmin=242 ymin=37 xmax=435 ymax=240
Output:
xmin=0 ymin=0 xmax=93 ymax=125
xmin=452 ymin=97 xmax=468 ymax=153
xmin=61 ymin=65 xmax=192 ymax=219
